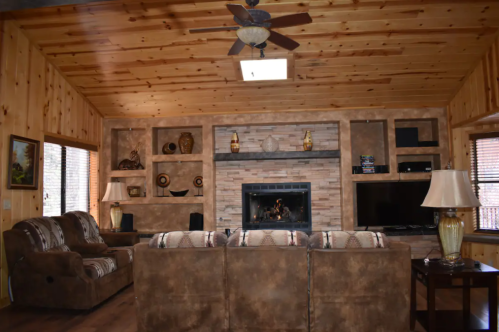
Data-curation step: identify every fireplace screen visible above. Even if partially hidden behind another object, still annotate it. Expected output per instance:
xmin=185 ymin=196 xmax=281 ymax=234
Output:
xmin=242 ymin=183 xmax=311 ymax=231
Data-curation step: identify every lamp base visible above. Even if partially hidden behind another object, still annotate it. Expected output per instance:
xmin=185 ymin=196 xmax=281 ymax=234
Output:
xmin=110 ymin=203 xmax=123 ymax=232
xmin=438 ymin=210 xmax=465 ymax=269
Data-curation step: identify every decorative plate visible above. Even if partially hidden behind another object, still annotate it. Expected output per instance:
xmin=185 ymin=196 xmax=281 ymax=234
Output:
xmin=156 ymin=173 xmax=170 ymax=188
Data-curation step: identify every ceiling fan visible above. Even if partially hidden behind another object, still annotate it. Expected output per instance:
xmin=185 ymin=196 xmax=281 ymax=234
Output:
xmin=189 ymin=0 xmax=312 ymax=56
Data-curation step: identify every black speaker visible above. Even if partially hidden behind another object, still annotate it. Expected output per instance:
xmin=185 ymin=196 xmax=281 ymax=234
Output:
xmin=189 ymin=213 xmax=204 ymax=231
xmin=374 ymin=165 xmax=389 ymax=174
xmin=396 ymin=127 xmax=419 ymax=147
xmin=352 ymin=166 xmax=363 ymax=174
xmin=121 ymin=214 xmax=134 ymax=232
xmin=418 ymin=140 xmax=439 ymax=147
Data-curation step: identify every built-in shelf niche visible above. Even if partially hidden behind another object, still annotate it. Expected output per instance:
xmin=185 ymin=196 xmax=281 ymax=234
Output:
xmin=111 ymin=128 xmax=147 ymax=171
xmin=152 ymin=127 xmax=203 ymax=156
xmin=111 ymin=177 xmax=147 ymax=198
xmin=350 ymin=120 xmax=389 ymax=172
xmin=397 ymin=154 xmax=441 ymax=172
xmin=395 ymin=118 xmax=439 ymax=147
xmin=152 ymin=161 xmax=203 ymax=197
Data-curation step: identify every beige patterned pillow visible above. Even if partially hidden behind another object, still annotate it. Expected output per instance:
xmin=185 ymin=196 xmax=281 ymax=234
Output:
xmin=309 ymin=231 xmax=389 ymax=249
xmin=149 ymin=231 xmax=227 ymax=248
xmin=227 ymin=230 xmax=309 ymax=247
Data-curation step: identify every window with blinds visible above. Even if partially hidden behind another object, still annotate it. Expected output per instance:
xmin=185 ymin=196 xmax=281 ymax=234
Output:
xmin=43 ymin=140 xmax=99 ymax=223
xmin=470 ymin=132 xmax=499 ymax=231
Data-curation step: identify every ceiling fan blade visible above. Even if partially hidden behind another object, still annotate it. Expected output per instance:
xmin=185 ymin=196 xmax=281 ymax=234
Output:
xmin=228 ymin=38 xmax=246 ymax=56
xmin=265 ymin=13 xmax=312 ymax=28
xmin=189 ymin=26 xmax=239 ymax=34
xmin=227 ymin=4 xmax=254 ymax=22
xmin=268 ymin=30 xmax=300 ymax=51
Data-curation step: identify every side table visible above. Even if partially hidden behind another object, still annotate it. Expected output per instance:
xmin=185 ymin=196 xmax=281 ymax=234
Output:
xmin=411 ymin=258 xmax=499 ymax=332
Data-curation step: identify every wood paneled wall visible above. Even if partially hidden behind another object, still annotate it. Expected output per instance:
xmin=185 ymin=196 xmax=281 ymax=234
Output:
xmin=0 ymin=19 xmax=102 ymax=308
xmin=449 ymin=34 xmax=499 ymax=268
xmin=449 ymin=35 xmax=499 ymax=127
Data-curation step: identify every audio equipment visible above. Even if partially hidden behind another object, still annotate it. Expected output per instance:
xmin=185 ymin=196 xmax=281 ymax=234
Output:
xmin=121 ymin=213 xmax=134 ymax=232
xmin=374 ymin=165 xmax=389 ymax=174
xmin=418 ymin=141 xmax=439 ymax=147
xmin=396 ymin=128 xmax=419 ymax=147
xmin=398 ymin=161 xmax=432 ymax=173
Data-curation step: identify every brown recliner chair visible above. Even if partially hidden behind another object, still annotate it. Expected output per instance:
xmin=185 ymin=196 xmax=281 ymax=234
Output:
xmin=134 ymin=231 xmax=229 ymax=332
xmin=3 ymin=216 xmax=134 ymax=309
xmin=226 ymin=230 xmax=310 ymax=332
xmin=308 ymin=231 xmax=411 ymax=332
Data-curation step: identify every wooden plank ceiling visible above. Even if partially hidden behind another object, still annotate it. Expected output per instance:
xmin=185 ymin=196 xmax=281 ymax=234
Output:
xmin=9 ymin=0 xmax=499 ymax=118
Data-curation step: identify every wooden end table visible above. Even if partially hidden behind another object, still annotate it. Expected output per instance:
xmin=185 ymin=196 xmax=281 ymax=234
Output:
xmin=411 ymin=258 xmax=499 ymax=332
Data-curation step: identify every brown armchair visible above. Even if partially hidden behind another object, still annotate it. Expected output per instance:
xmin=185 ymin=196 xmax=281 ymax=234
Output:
xmin=3 ymin=216 xmax=133 ymax=309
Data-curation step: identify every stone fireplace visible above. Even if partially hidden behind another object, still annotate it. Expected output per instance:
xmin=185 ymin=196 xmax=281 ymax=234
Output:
xmin=242 ymin=182 xmax=312 ymax=231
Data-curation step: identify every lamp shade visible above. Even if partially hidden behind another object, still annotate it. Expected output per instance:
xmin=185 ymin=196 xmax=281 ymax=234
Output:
xmin=236 ymin=26 xmax=270 ymax=45
xmin=102 ymin=182 xmax=130 ymax=202
xmin=422 ymin=170 xmax=481 ymax=208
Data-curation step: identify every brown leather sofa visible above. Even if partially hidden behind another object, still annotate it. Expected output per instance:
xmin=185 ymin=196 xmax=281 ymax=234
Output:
xmin=134 ymin=231 xmax=229 ymax=332
xmin=135 ymin=230 xmax=411 ymax=332
xmin=3 ymin=212 xmax=138 ymax=309
xmin=308 ymin=231 xmax=411 ymax=332
xmin=226 ymin=229 xmax=310 ymax=332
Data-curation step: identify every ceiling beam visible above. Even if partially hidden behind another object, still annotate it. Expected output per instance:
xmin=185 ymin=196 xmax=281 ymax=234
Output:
xmin=0 ymin=0 xmax=117 ymax=12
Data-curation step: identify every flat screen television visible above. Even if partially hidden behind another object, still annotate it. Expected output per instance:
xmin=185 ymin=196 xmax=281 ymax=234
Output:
xmin=356 ymin=181 xmax=435 ymax=227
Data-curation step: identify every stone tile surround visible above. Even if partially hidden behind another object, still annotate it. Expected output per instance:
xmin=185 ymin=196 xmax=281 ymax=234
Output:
xmin=215 ymin=124 xmax=341 ymax=231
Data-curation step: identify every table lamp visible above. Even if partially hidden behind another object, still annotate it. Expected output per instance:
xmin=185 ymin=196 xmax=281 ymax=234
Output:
xmin=422 ymin=170 xmax=481 ymax=267
xmin=102 ymin=182 xmax=130 ymax=232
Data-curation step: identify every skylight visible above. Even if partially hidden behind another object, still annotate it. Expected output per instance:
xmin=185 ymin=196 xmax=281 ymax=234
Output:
xmin=240 ymin=59 xmax=287 ymax=81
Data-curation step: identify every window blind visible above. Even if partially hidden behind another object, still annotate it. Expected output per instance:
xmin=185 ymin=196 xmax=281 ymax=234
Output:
xmin=470 ymin=133 xmax=499 ymax=231
xmin=43 ymin=143 xmax=62 ymax=216
xmin=43 ymin=140 xmax=99 ymax=222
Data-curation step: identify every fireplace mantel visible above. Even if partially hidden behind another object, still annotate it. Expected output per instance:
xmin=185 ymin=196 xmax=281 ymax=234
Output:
xmin=214 ymin=150 xmax=340 ymax=161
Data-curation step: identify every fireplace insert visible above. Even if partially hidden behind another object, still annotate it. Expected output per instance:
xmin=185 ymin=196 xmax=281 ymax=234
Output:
xmin=242 ymin=182 xmax=311 ymax=231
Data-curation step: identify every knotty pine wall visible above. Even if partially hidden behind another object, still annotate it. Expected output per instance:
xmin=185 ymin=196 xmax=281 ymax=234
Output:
xmin=0 ymin=19 xmax=102 ymax=308
xmin=449 ymin=34 xmax=499 ymax=269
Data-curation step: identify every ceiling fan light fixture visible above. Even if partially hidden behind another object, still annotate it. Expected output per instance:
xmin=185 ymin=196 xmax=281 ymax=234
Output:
xmin=236 ymin=26 xmax=270 ymax=46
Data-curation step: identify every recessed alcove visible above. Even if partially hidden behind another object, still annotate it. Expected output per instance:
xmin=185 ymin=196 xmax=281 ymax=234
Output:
xmin=350 ymin=120 xmax=389 ymax=171
xmin=152 ymin=127 xmax=203 ymax=156
xmin=110 ymin=128 xmax=147 ymax=171
xmin=152 ymin=161 xmax=203 ymax=197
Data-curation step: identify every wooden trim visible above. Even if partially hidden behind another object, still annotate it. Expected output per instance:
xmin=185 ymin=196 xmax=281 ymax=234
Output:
xmin=44 ymin=133 xmax=98 ymax=151
xmin=469 ymin=132 xmax=499 ymax=140
xmin=451 ymin=110 xmax=499 ymax=128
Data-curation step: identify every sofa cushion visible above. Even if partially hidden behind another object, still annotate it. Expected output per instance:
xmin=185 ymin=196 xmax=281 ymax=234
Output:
xmin=112 ymin=246 xmax=133 ymax=263
xmin=309 ymin=231 xmax=389 ymax=249
xmin=227 ymin=230 xmax=309 ymax=247
xmin=64 ymin=211 xmax=105 ymax=244
xmin=82 ymin=257 xmax=117 ymax=279
xmin=13 ymin=217 xmax=70 ymax=252
xmin=149 ymin=231 xmax=227 ymax=248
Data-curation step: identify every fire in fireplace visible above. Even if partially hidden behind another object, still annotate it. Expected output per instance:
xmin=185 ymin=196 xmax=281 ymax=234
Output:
xmin=242 ymin=183 xmax=311 ymax=231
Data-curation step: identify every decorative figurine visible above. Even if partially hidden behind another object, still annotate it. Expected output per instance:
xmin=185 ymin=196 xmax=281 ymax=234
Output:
xmin=262 ymin=135 xmax=279 ymax=152
xmin=303 ymin=131 xmax=313 ymax=151
xmin=231 ymin=132 xmax=240 ymax=153
xmin=118 ymin=143 xmax=144 ymax=170
xmin=156 ymin=173 xmax=170 ymax=197
xmin=193 ymin=176 xmax=203 ymax=196
xmin=178 ymin=132 xmax=194 ymax=154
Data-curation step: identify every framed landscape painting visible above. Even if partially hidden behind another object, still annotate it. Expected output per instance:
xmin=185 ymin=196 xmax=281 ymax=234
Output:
xmin=8 ymin=135 xmax=40 ymax=190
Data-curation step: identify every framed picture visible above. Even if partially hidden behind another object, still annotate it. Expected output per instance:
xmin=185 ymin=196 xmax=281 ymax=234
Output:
xmin=8 ymin=135 xmax=40 ymax=190
xmin=127 ymin=186 xmax=141 ymax=197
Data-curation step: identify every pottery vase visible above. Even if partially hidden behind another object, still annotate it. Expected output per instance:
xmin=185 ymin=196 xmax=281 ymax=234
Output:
xmin=231 ymin=132 xmax=240 ymax=153
xmin=178 ymin=132 xmax=194 ymax=154
xmin=162 ymin=142 xmax=177 ymax=155
xmin=262 ymin=135 xmax=279 ymax=152
xmin=303 ymin=131 xmax=313 ymax=151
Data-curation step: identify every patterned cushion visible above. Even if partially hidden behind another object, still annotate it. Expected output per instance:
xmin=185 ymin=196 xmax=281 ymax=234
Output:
xmin=13 ymin=217 xmax=70 ymax=252
xmin=64 ymin=211 xmax=104 ymax=244
xmin=227 ymin=230 xmax=309 ymax=247
xmin=82 ymin=257 xmax=117 ymax=279
xmin=309 ymin=231 xmax=390 ymax=249
xmin=149 ymin=231 xmax=227 ymax=248
xmin=112 ymin=246 xmax=134 ymax=263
